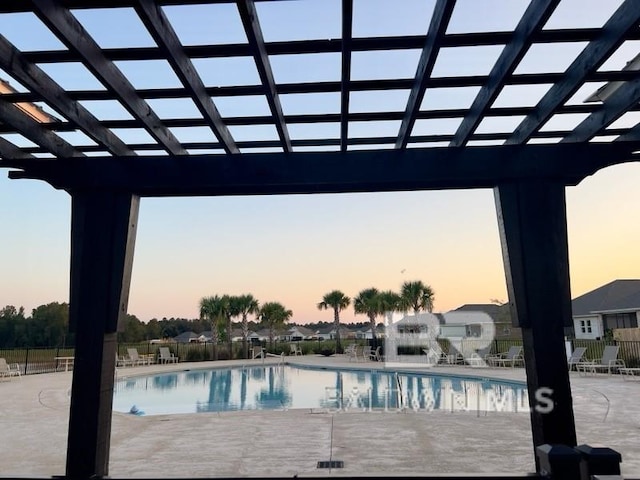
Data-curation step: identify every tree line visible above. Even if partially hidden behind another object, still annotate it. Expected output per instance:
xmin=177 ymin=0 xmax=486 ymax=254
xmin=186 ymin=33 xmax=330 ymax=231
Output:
xmin=0 ymin=279 xmax=434 ymax=351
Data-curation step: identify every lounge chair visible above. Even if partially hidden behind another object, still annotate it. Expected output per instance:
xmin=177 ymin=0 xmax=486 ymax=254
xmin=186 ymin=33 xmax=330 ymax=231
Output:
xmin=158 ymin=347 xmax=179 ymax=364
xmin=488 ymin=346 xmax=524 ymax=368
xmin=369 ymin=346 xmax=382 ymax=362
xmin=361 ymin=345 xmax=372 ymax=361
xmin=289 ymin=343 xmax=302 ymax=356
xmin=567 ymin=347 xmax=587 ymax=371
xmin=116 ymin=353 xmax=131 ymax=367
xmin=441 ymin=343 xmax=463 ymax=365
xmin=343 ymin=344 xmax=357 ymax=361
xmin=465 ymin=346 xmax=492 ymax=367
xmin=127 ymin=348 xmax=150 ymax=366
xmin=422 ymin=345 xmax=444 ymax=366
xmin=619 ymin=367 xmax=640 ymax=381
xmin=251 ymin=345 xmax=265 ymax=359
xmin=577 ymin=345 xmax=625 ymax=375
xmin=0 ymin=358 xmax=21 ymax=380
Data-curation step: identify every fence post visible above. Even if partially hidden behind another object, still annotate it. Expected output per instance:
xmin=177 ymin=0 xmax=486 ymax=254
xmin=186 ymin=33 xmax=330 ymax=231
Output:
xmin=24 ymin=348 xmax=29 ymax=375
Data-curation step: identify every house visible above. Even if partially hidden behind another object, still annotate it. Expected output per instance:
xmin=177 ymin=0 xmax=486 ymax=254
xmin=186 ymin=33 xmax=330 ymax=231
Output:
xmin=355 ymin=324 xmax=386 ymax=340
xmin=315 ymin=326 xmax=355 ymax=341
xmin=279 ymin=325 xmax=316 ymax=341
xmin=572 ymin=279 xmax=640 ymax=340
xmin=452 ymin=303 xmax=521 ymax=339
xmin=229 ymin=328 xmax=260 ymax=343
xmin=173 ymin=331 xmax=200 ymax=343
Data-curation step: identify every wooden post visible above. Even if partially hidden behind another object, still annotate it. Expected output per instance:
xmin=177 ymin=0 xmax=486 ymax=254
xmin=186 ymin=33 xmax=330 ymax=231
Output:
xmin=495 ymin=181 xmax=577 ymax=458
xmin=66 ymin=191 xmax=139 ymax=478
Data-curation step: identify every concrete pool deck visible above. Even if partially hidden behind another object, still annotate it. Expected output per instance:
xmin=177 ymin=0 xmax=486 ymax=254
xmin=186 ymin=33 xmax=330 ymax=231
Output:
xmin=0 ymin=355 xmax=639 ymax=478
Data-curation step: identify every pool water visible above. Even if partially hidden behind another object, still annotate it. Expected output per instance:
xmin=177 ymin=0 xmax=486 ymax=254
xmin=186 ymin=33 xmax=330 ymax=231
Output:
xmin=113 ymin=365 xmax=528 ymax=416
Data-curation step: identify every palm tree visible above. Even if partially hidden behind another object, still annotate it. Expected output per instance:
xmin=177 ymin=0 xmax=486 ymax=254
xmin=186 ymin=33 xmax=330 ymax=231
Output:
xmin=378 ymin=289 xmax=401 ymax=328
xmin=236 ymin=294 xmax=260 ymax=359
xmin=225 ymin=295 xmax=241 ymax=360
xmin=353 ymin=287 xmax=380 ymax=344
xmin=317 ymin=290 xmax=350 ymax=353
xmin=199 ymin=295 xmax=227 ymax=360
xmin=258 ymin=302 xmax=293 ymax=347
xmin=400 ymin=280 xmax=435 ymax=315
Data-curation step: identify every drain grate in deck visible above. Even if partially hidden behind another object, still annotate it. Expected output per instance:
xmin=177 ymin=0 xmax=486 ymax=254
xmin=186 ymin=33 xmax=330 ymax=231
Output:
xmin=317 ymin=460 xmax=344 ymax=469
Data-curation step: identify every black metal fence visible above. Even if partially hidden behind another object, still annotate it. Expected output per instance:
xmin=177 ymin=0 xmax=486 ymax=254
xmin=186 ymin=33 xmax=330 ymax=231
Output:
xmin=3 ymin=337 xmax=640 ymax=376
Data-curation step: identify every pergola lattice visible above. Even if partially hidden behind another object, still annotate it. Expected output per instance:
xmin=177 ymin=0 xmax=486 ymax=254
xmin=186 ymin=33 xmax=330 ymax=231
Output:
xmin=0 ymin=1 xmax=639 ymax=479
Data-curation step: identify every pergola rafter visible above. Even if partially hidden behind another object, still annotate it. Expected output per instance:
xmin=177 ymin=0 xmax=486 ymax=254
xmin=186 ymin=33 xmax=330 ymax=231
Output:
xmin=0 ymin=100 xmax=84 ymax=158
xmin=0 ymin=35 xmax=134 ymax=156
xmin=31 ymin=0 xmax=187 ymax=155
xmin=14 ymin=28 xmax=640 ymax=64
xmin=236 ymin=0 xmax=291 ymax=152
xmin=134 ymin=0 xmax=239 ymax=154
xmin=0 ymin=1 xmax=639 ymax=478
xmin=339 ymin=0 xmax=352 ymax=152
xmin=396 ymin=0 xmax=455 ymax=149
xmin=450 ymin=0 xmax=559 ymax=147
xmin=1 ymin=70 xmax=637 ymax=104
xmin=506 ymin=0 xmax=640 ymax=145
xmin=3 ymin=101 xmax=633 ymax=135
xmin=561 ymin=75 xmax=640 ymax=143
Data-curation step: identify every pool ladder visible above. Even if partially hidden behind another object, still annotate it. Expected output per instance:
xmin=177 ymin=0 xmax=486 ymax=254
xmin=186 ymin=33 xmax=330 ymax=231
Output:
xmin=395 ymin=372 xmax=404 ymax=410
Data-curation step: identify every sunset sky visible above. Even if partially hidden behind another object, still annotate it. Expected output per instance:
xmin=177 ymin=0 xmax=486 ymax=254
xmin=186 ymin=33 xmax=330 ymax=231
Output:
xmin=0 ymin=0 xmax=638 ymax=324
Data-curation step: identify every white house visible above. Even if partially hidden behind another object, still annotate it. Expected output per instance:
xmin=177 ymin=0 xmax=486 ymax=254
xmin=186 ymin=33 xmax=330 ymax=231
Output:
xmin=355 ymin=325 xmax=386 ymax=340
xmin=278 ymin=325 xmax=316 ymax=342
xmin=572 ymin=279 xmax=640 ymax=339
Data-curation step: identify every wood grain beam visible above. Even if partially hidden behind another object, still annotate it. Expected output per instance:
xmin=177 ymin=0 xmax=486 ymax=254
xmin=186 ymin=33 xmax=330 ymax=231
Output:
xmin=31 ymin=0 xmax=187 ymax=155
xmin=450 ymin=0 xmax=559 ymax=147
xmin=0 ymin=34 xmax=133 ymax=156
xmin=340 ymin=0 xmax=353 ymax=152
xmin=396 ymin=0 xmax=456 ymax=149
xmin=135 ymin=0 xmax=238 ymax=153
xmin=506 ymin=0 xmax=640 ymax=145
xmin=8 ymin=142 xmax=638 ymax=195
xmin=237 ymin=0 xmax=291 ymax=152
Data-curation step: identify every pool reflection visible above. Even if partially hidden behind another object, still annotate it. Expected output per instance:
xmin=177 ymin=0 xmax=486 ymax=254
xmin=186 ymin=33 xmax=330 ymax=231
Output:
xmin=113 ymin=366 xmax=527 ymax=416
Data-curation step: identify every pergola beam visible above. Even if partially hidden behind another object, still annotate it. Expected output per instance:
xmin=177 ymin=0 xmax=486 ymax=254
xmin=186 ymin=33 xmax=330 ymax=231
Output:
xmin=450 ymin=0 xmax=559 ymax=147
xmin=17 ymin=28 xmax=640 ymax=64
xmin=135 ymin=0 xmax=238 ymax=154
xmin=12 ymin=127 xmax=638 ymax=154
xmin=0 ymin=137 xmax=36 ymax=160
xmin=396 ymin=0 xmax=455 ymax=148
xmin=237 ymin=0 xmax=291 ymax=152
xmin=340 ymin=0 xmax=353 ymax=152
xmin=31 ymin=0 xmax=187 ymax=155
xmin=0 ymin=34 xmax=134 ymax=156
xmin=561 ymin=75 xmax=640 ymax=143
xmin=507 ymin=0 xmax=640 ymax=145
xmin=8 ymin=142 xmax=638 ymax=195
xmin=3 ymin=102 xmax=623 ymax=134
xmin=0 ymin=100 xmax=84 ymax=158
xmin=3 ymin=71 xmax=637 ymax=103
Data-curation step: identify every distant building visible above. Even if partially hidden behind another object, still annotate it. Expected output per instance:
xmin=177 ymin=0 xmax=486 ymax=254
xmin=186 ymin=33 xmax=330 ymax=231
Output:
xmin=451 ymin=303 xmax=520 ymax=339
xmin=572 ymin=279 xmax=640 ymax=340
xmin=173 ymin=331 xmax=200 ymax=343
xmin=315 ymin=326 xmax=356 ymax=341
xmin=279 ymin=326 xmax=316 ymax=341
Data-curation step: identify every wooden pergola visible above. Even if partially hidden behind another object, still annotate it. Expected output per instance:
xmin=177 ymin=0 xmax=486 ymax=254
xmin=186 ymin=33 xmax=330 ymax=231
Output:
xmin=0 ymin=1 xmax=639 ymax=478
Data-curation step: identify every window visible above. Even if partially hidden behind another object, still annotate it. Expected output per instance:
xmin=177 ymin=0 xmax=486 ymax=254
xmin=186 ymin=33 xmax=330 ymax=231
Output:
xmin=579 ymin=319 xmax=592 ymax=334
xmin=603 ymin=313 xmax=638 ymax=330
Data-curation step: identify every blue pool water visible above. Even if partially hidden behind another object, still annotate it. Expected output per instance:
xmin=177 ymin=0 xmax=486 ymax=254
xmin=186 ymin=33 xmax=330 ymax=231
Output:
xmin=113 ymin=365 xmax=528 ymax=416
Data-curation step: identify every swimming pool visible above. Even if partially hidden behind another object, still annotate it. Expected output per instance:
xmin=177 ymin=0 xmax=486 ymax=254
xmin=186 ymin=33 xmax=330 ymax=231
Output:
xmin=113 ymin=365 xmax=528 ymax=416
